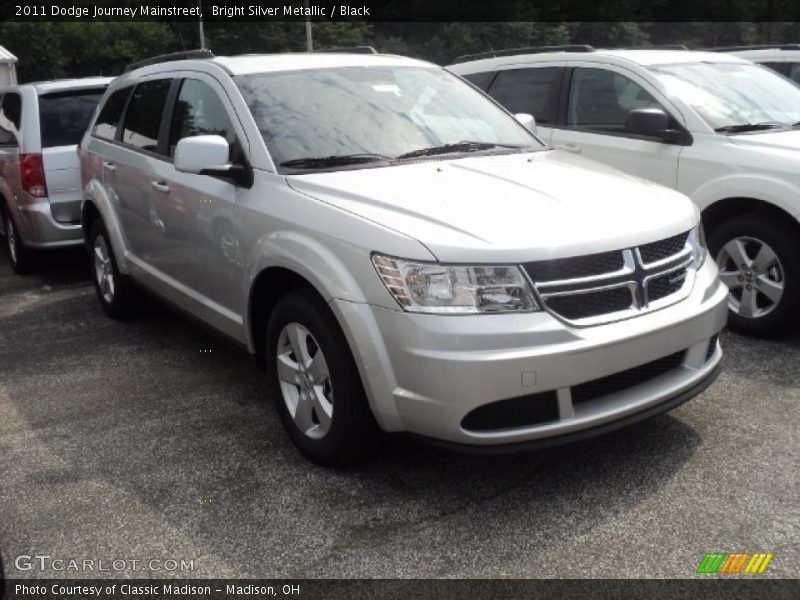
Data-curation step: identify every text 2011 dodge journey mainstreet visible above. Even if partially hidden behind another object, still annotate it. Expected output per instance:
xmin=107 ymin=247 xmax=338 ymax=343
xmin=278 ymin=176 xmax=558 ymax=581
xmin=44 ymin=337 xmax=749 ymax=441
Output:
xmin=79 ymin=50 xmax=727 ymax=465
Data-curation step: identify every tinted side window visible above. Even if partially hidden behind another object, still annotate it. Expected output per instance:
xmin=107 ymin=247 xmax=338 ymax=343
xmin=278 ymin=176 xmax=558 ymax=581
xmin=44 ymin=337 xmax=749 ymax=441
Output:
xmin=0 ymin=92 xmax=22 ymax=146
xmin=789 ymin=63 xmax=800 ymax=84
xmin=168 ymin=79 xmax=235 ymax=157
xmin=567 ymin=68 xmax=662 ymax=133
xmin=121 ymin=79 xmax=171 ymax=153
xmin=462 ymin=71 xmax=495 ymax=91
xmin=487 ymin=68 xmax=562 ymax=125
xmin=39 ymin=90 xmax=104 ymax=147
xmin=93 ymin=87 xmax=132 ymax=140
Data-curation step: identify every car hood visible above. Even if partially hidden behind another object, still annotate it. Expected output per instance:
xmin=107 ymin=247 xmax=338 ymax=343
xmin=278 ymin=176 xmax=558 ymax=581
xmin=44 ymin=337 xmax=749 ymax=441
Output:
xmin=286 ymin=150 xmax=697 ymax=263
xmin=727 ymin=128 xmax=800 ymax=153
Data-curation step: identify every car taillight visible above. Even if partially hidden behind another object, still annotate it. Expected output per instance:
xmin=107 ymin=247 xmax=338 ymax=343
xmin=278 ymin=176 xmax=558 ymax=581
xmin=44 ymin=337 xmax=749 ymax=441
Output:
xmin=20 ymin=153 xmax=47 ymax=198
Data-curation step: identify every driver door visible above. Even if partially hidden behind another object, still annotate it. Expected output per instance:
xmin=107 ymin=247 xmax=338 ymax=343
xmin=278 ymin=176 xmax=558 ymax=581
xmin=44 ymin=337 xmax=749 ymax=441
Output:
xmin=549 ymin=64 xmax=684 ymax=189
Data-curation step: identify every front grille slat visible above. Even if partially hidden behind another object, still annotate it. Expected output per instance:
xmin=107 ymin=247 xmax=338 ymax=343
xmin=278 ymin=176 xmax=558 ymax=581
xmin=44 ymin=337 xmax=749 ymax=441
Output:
xmin=647 ymin=268 xmax=688 ymax=303
xmin=639 ymin=231 xmax=690 ymax=264
xmin=545 ymin=287 xmax=633 ymax=320
xmin=572 ymin=351 xmax=685 ymax=405
xmin=524 ymin=251 xmax=624 ymax=282
xmin=524 ymin=229 xmax=693 ymax=324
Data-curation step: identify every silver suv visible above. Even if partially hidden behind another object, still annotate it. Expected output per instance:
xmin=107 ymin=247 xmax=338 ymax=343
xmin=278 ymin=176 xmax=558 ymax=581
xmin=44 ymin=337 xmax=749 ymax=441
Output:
xmin=80 ymin=50 xmax=727 ymax=465
xmin=0 ymin=77 xmax=111 ymax=272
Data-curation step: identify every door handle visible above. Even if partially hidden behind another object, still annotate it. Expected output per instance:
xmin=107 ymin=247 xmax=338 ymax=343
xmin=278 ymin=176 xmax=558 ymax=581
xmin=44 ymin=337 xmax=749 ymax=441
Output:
xmin=554 ymin=144 xmax=582 ymax=154
xmin=151 ymin=181 xmax=170 ymax=194
xmin=102 ymin=161 xmax=116 ymax=172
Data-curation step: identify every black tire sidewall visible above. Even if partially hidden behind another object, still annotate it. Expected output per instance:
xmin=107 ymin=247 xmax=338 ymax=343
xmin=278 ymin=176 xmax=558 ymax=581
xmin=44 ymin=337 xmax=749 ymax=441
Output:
xmin=265 ymin=289 xmax=375 ymax=466
xmin=708 ymin=214 xmax=800 ymax=337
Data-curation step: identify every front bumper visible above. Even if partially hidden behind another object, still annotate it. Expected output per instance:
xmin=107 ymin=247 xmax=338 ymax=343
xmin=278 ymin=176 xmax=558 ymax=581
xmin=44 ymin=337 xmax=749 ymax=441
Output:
xmin=11 ymin=198 xmax=82 ymax=248
xmin=332 ymin=257 xmax=728 ymax=447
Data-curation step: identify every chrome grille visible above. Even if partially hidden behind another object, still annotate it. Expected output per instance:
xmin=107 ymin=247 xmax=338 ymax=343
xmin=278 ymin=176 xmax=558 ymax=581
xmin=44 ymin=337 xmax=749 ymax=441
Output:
xmin=523 ymin=229 xmax=695 ymax=326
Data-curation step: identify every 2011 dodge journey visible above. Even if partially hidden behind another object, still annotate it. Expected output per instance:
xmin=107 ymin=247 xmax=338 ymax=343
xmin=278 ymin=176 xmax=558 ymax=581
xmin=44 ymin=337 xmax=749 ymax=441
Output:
xmin=79 ymin=49 xmax=728 ymax=465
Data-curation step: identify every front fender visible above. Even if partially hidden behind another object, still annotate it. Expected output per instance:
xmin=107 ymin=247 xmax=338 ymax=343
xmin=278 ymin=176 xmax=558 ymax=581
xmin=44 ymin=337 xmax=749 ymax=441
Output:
xmin=689 ymin=173 xmax=800 ymax=220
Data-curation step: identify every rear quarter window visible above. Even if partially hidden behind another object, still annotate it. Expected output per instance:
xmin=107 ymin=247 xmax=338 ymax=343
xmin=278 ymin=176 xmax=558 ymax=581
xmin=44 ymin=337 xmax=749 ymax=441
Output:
xmin=39 ymin=89 xmax=105 ymax=147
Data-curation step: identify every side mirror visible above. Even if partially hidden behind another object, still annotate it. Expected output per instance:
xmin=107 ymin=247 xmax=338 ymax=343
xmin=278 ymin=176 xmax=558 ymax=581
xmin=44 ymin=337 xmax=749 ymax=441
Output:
xmin=174 ymin=135 xmax=253 ymax=187
xmin=515 ymin=112 xmax=537 ymax=134
xmin=175 ymin=135 xmax=231 ymax=174
xmin=625 ymin=107 xmax=671 ymax=138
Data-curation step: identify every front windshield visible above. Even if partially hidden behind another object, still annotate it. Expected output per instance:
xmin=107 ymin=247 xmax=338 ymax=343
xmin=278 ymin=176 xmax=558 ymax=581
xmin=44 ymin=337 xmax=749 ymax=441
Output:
xmin=236 ymin=66 xmax=541 ymax=169
xmin=650 ymin=62 xmax=800 ymax=131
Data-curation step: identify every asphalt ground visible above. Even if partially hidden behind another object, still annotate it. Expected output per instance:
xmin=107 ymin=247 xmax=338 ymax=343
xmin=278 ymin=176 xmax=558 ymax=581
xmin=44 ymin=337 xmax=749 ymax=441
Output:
xmin=0 ymin=241 xmax=797 ymax=580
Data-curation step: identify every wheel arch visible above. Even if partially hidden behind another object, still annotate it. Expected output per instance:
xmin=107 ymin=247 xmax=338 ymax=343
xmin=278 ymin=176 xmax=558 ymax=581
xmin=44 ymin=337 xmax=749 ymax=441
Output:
xmin=701 ymin=197 xmax=800 ymax=239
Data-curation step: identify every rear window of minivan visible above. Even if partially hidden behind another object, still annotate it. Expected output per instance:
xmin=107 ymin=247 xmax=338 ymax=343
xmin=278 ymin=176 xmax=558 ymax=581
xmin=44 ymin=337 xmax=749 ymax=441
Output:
xmin=39 ymin=89 xmax=105 ymax=147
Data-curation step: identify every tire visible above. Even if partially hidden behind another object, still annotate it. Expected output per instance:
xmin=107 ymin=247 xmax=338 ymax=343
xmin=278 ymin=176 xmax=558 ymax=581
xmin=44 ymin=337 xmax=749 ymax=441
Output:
xmin=708 ymin=213 xmax=800 ymax=337
xmin=265 ymin=288 xmax=378 ymax=466
xmin=3 ymin=206 xmax=37 ymax=274
xmin=88 ymin=219 xmax=139 ymax=319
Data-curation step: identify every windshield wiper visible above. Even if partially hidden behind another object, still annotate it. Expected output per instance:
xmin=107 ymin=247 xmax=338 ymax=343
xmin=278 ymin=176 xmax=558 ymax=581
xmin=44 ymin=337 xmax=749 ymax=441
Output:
xmin=396 ymin=141 xmax=526 ymax=160
xmin=280 ymin=153 xmax=391 ymax=169
xmin=714 ymin=122 xmax=788 ymax=134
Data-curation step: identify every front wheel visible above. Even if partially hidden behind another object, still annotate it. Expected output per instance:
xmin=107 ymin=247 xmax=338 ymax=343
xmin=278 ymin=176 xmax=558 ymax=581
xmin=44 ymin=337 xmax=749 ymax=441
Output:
xmin=709 ymin=213 xmax=800 ymax=337
xmin=265 ymin=289 xmax=378 ymax=466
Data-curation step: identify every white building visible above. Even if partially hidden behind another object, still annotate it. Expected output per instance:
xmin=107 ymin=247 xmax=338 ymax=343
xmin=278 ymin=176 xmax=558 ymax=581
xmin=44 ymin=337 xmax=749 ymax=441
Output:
xmin=0 ymin=45 xmax=18 ymax=86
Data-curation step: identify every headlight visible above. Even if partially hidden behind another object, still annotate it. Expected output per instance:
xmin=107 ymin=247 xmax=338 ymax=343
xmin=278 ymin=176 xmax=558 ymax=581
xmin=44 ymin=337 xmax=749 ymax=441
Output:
xmin=372 ymin=255 xmax=540 ymax=314
xmin=688 ymin=223 xmax=707 ymax=268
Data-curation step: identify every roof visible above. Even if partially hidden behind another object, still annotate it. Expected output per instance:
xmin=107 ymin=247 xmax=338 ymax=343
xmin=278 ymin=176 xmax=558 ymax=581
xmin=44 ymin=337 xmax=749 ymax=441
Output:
xmin=723 ymin=47 xmax=800 ymax=59
xmin=30 ymin=76 xmax=114 ymax=93
xmin=0 ymin=44 xmax=17 ymax=62
xmin=448 ymin=48 xmax=748 ymax=73
xmin=131 ymin=52 xmax=432 ymax=78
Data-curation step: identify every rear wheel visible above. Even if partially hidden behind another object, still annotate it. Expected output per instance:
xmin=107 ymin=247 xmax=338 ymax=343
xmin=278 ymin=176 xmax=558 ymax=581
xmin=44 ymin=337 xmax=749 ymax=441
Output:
xmin=3 ymin=208 xmax=36 ymax=274
xmin=265 ymin=288 xmax=378 ymax=466
xmin=89 ymin=219 xmax=138 ymax=319
xmin=709 ymin=213 xmax=800 ymax=337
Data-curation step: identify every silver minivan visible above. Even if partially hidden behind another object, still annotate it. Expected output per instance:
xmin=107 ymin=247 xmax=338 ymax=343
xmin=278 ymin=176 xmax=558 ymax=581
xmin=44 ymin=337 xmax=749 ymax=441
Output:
xmin=0 ymin=77 xmax=111 ymax=272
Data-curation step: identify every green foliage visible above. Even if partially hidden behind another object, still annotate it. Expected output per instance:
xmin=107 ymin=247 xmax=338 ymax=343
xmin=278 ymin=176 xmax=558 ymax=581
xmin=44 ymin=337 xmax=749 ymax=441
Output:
xmin=0 ymin=22 xmax=176 ymax=81
xmin=1 ymin=19 xmax=798 ymax=82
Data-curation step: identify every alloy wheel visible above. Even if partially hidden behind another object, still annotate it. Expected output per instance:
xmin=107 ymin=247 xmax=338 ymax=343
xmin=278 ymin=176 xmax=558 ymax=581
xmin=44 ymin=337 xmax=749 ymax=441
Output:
xmin=6 ymin=215 xmax=17 ymax=265
xmin=716 ymin=236 xmax=784 ymax=319
xmin=93 ymin=235 xmax=116 ymax=304
xmin=276 ymin=322 xmax=334 ymax=440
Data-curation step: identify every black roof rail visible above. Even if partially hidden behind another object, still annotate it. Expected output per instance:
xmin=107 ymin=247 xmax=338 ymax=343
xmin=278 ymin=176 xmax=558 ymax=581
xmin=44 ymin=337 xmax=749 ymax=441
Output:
xmin=124 ymin=49 xmax=215 ymax=73
xmin=712 ymin=44 xmax=800 ymax=52
xmin=452 ymin=45 xmax=595 ymax=64
xmin=315 ymin=46 xmax=378 ymax=54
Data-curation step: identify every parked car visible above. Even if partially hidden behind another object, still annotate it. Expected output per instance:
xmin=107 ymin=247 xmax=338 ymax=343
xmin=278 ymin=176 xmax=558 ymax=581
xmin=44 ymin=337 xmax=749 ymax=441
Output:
xmin=80 ymin=50 xmax=726 ymax=466
xmin=449 ymin=46 xmax=800 ymax=336
xmin=0 ymin=76 xmax=112 ymax=272
xmin=713 ymin=44 xmax=800 ymax=83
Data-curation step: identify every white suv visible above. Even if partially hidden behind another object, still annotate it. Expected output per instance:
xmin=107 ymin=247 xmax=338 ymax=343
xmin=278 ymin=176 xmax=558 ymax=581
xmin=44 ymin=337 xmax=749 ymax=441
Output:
xmin=450 ymin=47 xmax=800 ymax=336
xmin=80 ymin=50 xmax=726 ymax=465
xmin=0 ymin=77 xmax=112 ymax=272
xmin=714 ymin=44 xmax=800 ymax=83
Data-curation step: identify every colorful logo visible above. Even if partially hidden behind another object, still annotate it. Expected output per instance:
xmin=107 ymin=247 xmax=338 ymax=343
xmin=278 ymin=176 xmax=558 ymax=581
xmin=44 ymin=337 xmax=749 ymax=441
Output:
xmin=696 ymin=552 xmax=774 ymax=574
